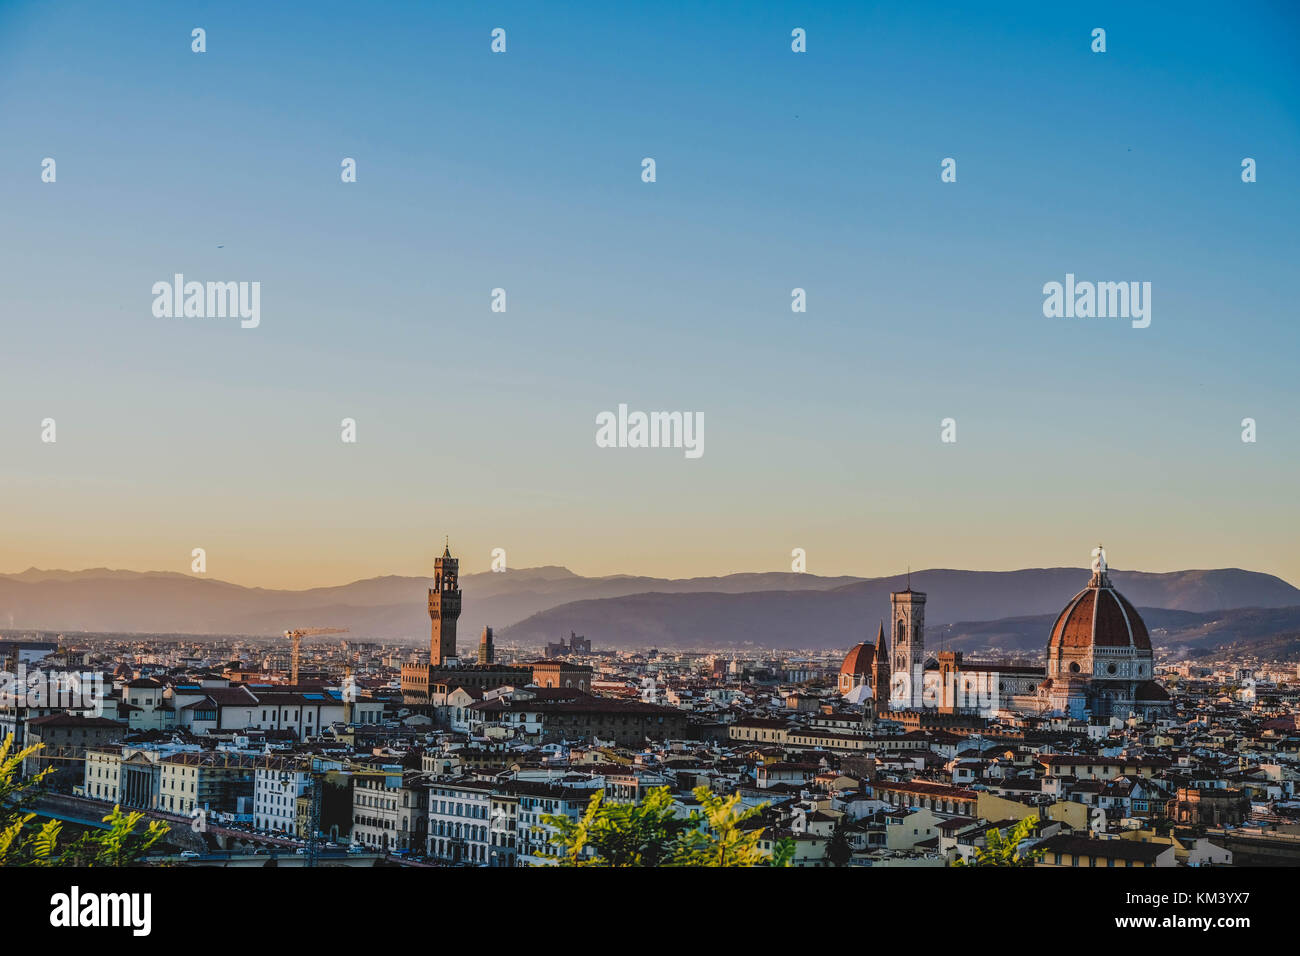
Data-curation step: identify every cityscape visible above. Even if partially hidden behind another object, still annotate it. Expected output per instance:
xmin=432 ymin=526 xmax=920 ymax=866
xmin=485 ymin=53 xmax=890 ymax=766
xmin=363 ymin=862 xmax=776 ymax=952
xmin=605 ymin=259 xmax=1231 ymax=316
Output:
xmin=3 ymin=541 xmax=1299 ymax=872
xmin=2 ymin=0 xmax=1294 ymax=936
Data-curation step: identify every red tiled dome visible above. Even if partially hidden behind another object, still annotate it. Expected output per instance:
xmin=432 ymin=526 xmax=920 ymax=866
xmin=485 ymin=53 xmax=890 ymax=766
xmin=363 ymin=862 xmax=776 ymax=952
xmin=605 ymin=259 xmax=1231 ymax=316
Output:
xmin=1048 ymin=580 xmax=1151 ymax=652
xmin=840 ymin=642 xmax=876 ymax=675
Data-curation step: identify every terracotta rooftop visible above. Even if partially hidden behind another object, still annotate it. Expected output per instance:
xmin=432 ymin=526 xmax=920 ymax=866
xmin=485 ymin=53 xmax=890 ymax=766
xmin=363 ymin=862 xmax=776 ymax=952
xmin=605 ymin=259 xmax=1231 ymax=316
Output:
xmin=1048 ymin=583 xmax=1152 ymax=651
xmin=840 ymin=642 xmax=877 ymax=676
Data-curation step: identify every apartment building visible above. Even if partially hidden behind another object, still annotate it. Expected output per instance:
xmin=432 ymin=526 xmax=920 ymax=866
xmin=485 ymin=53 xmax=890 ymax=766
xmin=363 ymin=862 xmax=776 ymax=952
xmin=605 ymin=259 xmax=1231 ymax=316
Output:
xmin=514 ymin=781 xmax=601 ymax=866
xmin=158 ymin=752 xmax=258 ymax=817
xmin=427 ymin=779 xmax=495 ymax=865
xmin=352 ymin=770 xmax=427 ymax=852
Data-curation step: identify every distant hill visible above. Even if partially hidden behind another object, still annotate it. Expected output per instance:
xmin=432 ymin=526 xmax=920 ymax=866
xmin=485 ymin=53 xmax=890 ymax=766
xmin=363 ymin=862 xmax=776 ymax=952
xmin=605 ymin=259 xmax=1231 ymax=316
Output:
xmin=3 ymin=565 xmax=1298 ymax=656
xmin=498 ymin=568 xmax=1300 ymax=651
xmin=1156 ymin=606 xmax=1300 ymax=661
xmin=0 ymin=566 xmax=862 ymax=642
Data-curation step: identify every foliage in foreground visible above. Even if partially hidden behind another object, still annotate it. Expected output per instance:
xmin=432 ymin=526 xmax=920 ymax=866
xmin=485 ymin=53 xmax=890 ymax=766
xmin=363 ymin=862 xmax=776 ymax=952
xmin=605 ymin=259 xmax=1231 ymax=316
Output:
xmin=541 ymin=785 xmax=794 ymax=866
xmin=1 ymin=733 xmax=170 ymax=866
xmin=951 ymin=815 xmax=1045 ymax=867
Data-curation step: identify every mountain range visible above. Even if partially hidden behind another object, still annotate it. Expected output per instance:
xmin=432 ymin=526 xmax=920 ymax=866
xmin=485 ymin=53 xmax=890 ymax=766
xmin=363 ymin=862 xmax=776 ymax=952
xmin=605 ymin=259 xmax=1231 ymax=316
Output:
xmin=2 ymin=565 xmax=1300 ymax=658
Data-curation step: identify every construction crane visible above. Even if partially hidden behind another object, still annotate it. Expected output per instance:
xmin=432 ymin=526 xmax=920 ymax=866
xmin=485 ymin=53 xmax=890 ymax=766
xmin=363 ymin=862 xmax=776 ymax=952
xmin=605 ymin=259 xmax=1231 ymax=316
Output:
xmin=284 ymin=626 xmax=348 ymax=685
xmin=299 ymin=757 xmax=405 ymax=867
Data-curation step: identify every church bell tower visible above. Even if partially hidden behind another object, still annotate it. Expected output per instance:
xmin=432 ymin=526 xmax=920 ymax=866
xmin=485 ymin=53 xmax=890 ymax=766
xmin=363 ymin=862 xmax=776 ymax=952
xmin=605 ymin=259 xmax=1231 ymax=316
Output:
xmin=890 ymin=580 xmax=926 ymax=707
xmin=429 ymin=542 xmax=462 ymax=665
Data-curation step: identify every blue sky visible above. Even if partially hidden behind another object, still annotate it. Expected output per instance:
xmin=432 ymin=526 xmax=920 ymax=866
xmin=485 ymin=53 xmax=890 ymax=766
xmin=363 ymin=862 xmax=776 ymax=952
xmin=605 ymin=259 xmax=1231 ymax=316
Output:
xmin=1 ymin=1 xmax=1297 ymax=588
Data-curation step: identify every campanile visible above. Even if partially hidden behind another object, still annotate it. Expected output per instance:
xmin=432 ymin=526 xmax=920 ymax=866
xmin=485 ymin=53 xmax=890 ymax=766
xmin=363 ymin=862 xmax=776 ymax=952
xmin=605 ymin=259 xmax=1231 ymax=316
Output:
xmin=890 ymin=582 xmax=926 ymax=707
